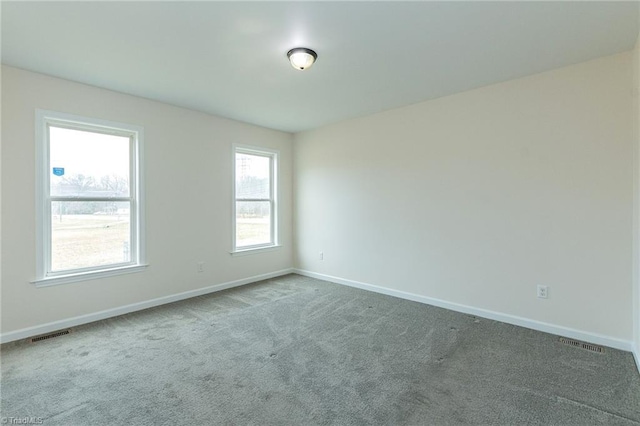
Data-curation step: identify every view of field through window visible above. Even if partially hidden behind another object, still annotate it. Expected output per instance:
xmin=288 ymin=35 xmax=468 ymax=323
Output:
xmin=235 ymin=153 xmax=272 ymax=247
xmin=49 ymin=127 xmax=132 ymax=272
xmin=51 ymin=203 xmax=130 ymax=271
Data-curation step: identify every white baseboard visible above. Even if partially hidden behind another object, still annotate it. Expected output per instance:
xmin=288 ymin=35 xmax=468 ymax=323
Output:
xmin=0 ymin=268 xmax=294 ymax=344
xmin=295 ymin=269 xmax=635 ymax=353
xmin=633 ymin=343 xmax=640 ymax=374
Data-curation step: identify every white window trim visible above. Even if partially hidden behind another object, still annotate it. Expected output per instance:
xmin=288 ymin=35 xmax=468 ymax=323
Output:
xmin=33 ymin=109 xmax=147 ymax=287
xmin=231 ymin=144 xmax=280 ymax=255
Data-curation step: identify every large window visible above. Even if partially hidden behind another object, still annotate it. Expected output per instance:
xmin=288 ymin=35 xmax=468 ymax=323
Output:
xmin=35 ymin=110 xmax=145 ymax=286
xmin=233 ymin=146 xmax=278 ymax=252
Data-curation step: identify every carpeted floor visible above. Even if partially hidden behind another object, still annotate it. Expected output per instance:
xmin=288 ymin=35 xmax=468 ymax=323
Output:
xmin=1 ymin=274 xmax=640 ymax=425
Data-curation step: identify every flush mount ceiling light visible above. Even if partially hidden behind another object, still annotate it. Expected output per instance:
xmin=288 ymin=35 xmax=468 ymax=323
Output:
xmin=287 ymin=48 xmax=317 ymax=71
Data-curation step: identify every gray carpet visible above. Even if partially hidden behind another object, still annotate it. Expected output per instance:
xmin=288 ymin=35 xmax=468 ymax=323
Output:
xmin=1 ymin=274 xmax=639 ymax=425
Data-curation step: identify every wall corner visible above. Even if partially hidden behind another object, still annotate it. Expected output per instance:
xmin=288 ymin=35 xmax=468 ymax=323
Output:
xmin=633 ymin=23 xmax=640 ymax=372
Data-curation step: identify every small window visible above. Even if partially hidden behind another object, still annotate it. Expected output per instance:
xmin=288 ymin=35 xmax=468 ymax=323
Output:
xmin=233 ymin=146 xmax=278 ymax=252
xmin=35 ymin=110 xmax=145 ymax=286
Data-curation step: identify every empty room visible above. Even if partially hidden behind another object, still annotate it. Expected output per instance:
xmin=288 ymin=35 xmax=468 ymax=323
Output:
xmin=2 ymin=1 xmax=640 ymax=425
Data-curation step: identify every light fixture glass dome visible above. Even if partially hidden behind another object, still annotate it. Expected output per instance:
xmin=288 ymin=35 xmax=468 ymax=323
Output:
xmin=287 ymin=48 xmax=317 ymax=70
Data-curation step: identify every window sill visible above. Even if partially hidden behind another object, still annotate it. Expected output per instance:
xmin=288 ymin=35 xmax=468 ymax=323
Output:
xmin=32 ymin=264 xmax=149 ymax=288
xmin=230 ymin=245 xmax=282 ymax=257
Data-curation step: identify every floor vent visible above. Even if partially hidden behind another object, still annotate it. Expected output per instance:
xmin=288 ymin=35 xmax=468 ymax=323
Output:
xmin=30 ymin=329 xmax=71 ymax=343
xmin=559 ymin=337 xmax=604 ymax=353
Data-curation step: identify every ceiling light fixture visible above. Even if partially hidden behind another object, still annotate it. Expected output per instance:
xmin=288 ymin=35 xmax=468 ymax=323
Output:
xmin=287 ymin=48 xmax=317 ymax=71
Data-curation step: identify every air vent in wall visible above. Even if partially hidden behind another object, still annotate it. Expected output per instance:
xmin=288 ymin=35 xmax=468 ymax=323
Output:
xmin=559 ymin=337 xmax=604 ymax=353
xmin=30 ymin=329 xmax=71 ymax=343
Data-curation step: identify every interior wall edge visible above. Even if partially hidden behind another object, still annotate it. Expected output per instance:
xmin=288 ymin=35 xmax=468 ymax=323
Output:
xmin=634 ymin=22 xmax=640 ymax=372
xmin=295 ymin=268 xmax=635 ymax=354
xmin=0 ymin=268 xmax=294 ymax=344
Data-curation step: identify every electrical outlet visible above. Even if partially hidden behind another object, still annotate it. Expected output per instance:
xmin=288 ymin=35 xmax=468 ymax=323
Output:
xmin=319 ymin=252 xmax=324 ymax=261
xmin=197 ymin=262 xmax=204 ymax=273
xmin=537 ymin=285 xmax=548 ymax=299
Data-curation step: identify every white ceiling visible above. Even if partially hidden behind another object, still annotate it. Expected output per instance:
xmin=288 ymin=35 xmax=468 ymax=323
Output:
xmin=2 ymin=1 xmax=638 ymax=133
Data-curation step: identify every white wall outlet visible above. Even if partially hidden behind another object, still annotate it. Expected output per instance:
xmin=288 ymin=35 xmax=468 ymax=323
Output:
xmin=537 ymin=285 xmax=548 ymax=299
xmin=319 ymin=251 xmax=324 ymax=261
xmin=197 ymin=262 xmax=204 ymax=273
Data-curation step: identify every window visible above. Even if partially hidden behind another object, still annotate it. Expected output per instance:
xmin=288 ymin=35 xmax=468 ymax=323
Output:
xmin=233 ymin=146 xmax=278 ymax=253
xmin=35 ymin=110 xmax=145 ymax=286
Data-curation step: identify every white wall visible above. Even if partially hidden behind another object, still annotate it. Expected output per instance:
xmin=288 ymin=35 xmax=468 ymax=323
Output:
xmin=1 ymin=66 xmax=293 ymax=335
xmin=634 ymin=32 xmax=640 ymax=365
xmin=294 ymin=52 xmax=634 ymax=343
xmin=0 ymin=64 xmax=3 ymax=339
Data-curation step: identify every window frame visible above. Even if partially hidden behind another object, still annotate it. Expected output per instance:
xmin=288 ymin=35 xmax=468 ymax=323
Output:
xmin=34 ymin=109 xmax=146 ymax=287
xmin=231 ymin=144 xmax=279 ymax=254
